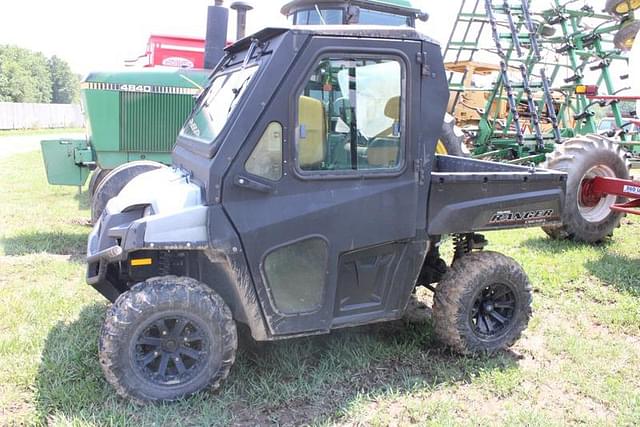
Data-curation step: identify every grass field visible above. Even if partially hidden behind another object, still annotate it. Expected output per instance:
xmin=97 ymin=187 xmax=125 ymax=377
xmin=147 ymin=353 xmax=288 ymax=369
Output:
xmin=1 ymin=149 xmax=639 ymax=426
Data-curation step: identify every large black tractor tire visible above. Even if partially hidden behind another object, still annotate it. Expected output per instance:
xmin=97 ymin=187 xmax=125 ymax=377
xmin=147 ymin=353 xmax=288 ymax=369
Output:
xmin=91 ymin=160 xmax=165 ymax=223
xmin=613 ymin=19 xmax=640 ymax=51
xmin=433 ymin=251 xmax=532 ymax=355
xmin=541 ymin=135 xmax=630 ymax=243
xmin=605 ymin=0 xmax=640 ymax=16
xmin=437 ymin=113 xmax=469 ymax=157
xmin=87 ymin=167 xmax=111 ymax=198
xmin=99 ymin=276 xmax=237 ymax=403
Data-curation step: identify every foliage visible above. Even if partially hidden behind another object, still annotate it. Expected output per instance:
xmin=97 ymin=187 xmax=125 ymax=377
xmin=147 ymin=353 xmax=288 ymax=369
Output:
xmin=49 ymin=55 xmax=80 ymax=104
xmin=0 ymin=45 xmax=79 ymax=104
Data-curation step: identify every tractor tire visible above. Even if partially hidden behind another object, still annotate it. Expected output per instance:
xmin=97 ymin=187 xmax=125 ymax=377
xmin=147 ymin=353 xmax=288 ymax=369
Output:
xmin=614 ymin=19 xmax=640 ymax=51
xmin=605 ymin=0 xmax=640 ymax=16
xmin=433 ymin=251 xmax=532 ymax=355
xmin=87 ymin=167 xmax=111 ymax=198
xmin=91 ymin=160 xmax=165 ymax=223
xmin=99 ymin=276 xmax=237 ymax=403
xmin=541 ymin=135 xmax=630 ymax=243
xmin=437 ymin=113 xmax=469 ymax=157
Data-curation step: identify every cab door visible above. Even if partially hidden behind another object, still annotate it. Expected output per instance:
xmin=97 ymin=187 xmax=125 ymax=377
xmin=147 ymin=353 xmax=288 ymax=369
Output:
xmin=222 ymin=37 xmax=429 ymax=336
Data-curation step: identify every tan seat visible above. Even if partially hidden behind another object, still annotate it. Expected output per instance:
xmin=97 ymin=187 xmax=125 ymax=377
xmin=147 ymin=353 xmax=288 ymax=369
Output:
xmin=298 ymin=96 xmax=326 ymax=169
xmin=367 ymin=97 xmax=401 ymax=167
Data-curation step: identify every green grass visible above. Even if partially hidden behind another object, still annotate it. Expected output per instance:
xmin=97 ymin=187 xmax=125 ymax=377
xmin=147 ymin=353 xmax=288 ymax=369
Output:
xmin=0 ymin=128 xmax=85 ymax=137
xmin=1 ymin=149 xmax=639 ymax=426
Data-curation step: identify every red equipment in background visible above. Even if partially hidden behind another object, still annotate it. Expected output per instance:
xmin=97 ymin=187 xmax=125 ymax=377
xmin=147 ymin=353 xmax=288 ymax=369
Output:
xmin=583 ymin=176 xmax=640 ymax=215
xmin=126 ymin=35 xmax=205 ymax=69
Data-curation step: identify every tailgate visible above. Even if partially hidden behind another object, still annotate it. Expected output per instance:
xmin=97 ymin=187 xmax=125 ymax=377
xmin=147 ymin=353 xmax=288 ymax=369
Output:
xmin=427 ymin=155 xmax=567 ymax=235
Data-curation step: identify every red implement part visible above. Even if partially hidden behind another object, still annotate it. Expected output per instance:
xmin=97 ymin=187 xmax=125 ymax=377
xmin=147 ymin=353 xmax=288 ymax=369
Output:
xmin=581 ymin=176 xmax=640 ymax=215
xmin=145 ymin=35 xmax=205 ymax=69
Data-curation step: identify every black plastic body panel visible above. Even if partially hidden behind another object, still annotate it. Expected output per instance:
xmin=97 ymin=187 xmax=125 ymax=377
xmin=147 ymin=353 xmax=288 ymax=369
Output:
xmin=427 ymin=155 xmax=567 ymax=235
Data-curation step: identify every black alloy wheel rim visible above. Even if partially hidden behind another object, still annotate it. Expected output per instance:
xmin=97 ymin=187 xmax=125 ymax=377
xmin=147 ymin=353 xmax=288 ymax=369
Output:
xmin=133 ymin=316 xmax=209 ymax=386
xmin=469 ymin=283 xmax=517 ymax=339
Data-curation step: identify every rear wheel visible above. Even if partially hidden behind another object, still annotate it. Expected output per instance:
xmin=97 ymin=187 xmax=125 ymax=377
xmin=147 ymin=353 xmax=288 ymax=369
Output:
xmin=91 ymin=160 xmax=165 ymax=223
xmin=541 ymin=135 xmax=630 ymax=243
xmin=433 ymin=251 xmax=532 ymax=354
xmin=99 ymin=276 xmax=237 ymax=403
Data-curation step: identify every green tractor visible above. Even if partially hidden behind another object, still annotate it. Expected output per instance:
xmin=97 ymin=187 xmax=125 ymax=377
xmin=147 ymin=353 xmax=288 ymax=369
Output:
xmin=41 ymin=3 xmax=234 ymax=223
xmin=41 ymin=69 xmax=210 ymax=223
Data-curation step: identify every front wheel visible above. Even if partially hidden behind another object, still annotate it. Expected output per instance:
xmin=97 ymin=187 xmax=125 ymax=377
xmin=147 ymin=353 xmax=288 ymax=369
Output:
xmin=433 ymin=251 xmax=532 ymax=355
xmin=541 ymin=135 xmax=630 ymax=243
xmin=99 ymin=276 xmax=237 ymax=403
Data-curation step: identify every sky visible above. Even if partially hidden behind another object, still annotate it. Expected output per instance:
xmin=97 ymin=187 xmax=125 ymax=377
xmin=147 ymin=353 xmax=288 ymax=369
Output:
xmin=0 ymin=0 xmax=455 ymax=75
xmin=0 ymin=0 xmax=631 ymax=90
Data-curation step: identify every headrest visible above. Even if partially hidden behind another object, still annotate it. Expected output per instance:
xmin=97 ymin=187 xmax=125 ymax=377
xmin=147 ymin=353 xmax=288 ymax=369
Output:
xmin=384 ymin=96 xmax=400 ymax=120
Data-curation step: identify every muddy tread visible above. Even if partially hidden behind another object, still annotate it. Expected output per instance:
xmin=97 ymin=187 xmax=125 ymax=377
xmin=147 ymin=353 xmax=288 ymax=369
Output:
xmin=541 ymin=135 xmax=630 ymax=243
xmin=99 ymin=276 xmax=237 ymax=403
xmin=433 ymin=251 xmax=532 ymax=355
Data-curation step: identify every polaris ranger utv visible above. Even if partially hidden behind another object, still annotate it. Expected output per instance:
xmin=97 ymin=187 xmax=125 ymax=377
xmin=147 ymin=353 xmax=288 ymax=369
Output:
xmin=87 ymin=26 xmax=566 ymax=402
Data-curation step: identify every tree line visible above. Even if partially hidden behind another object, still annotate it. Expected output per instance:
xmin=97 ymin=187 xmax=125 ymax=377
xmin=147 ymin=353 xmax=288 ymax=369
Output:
xmin=0 ymin=45 xmax=80 ymax=104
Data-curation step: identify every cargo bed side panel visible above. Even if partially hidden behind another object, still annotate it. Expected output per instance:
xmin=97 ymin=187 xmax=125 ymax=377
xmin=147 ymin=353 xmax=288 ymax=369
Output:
xmin=427 ymin=156 xmax=567 ymax=235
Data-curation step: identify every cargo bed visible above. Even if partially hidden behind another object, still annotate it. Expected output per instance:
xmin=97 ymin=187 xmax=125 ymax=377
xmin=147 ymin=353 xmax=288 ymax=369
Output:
xmin=427 ymin=155 xmax=567 ymax=235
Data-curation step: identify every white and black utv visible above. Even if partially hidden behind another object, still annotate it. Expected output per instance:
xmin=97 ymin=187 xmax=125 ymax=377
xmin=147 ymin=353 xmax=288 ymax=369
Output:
xmin=86 ymin=27 xmax=566 ymax=402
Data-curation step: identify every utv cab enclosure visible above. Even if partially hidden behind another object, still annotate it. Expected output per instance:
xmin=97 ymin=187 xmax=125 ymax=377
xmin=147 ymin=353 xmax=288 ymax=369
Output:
xmin=87 ymin=27 xmax=566 ymax=402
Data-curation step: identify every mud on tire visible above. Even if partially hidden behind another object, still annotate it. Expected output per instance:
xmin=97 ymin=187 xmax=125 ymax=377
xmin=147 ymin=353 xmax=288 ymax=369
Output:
xmin=433 ymin=251 xmax=532 ymax=355
xmin=99 ymin=276 xmax=237 ymax=403
xmin=541 ymin=135 xmax=630 ymax=243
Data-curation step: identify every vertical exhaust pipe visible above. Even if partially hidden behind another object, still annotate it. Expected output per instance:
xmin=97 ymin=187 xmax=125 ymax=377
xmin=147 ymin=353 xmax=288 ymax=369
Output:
xmin=204 ymin=0 xmax=229 ymax=69
xmin=230 ymin=2 xmax=253 ymax=40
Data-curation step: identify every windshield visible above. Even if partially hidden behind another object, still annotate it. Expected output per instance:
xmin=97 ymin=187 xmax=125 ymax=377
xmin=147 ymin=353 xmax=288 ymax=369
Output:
xmin=359 ymin=9 xmax=411 ymax=26
xmin=180 ymin=65 xmax=258 ymax=144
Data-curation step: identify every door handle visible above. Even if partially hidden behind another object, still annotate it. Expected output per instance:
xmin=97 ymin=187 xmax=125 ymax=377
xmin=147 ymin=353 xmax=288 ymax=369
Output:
xmin=234 ymin=175 xmax=274 ymax=193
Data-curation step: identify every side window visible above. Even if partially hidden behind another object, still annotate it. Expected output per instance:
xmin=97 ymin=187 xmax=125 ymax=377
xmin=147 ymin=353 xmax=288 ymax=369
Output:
xmin=296 ymin=57 xmax=404 ymax=172
xmin=245 ymin=122 xmax=283 ymax=181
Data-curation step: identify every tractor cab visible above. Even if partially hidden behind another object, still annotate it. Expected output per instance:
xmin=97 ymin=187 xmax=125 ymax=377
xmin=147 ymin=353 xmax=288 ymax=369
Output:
xmin=281 ymin=0 xmax=428 ymax=27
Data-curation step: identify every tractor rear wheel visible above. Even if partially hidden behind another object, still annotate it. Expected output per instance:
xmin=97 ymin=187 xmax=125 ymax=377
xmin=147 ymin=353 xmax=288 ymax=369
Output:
xmin=91 ymin=160 xmax=165 ymax=223
xmin=433 ymin=251 xmax=532 ymax=355
xmin=87 ymin=167 xmax=111 ymax=198
xmin=437 ymin=113 xmax=469 ymax=156
xmin=541 ymin=135 xmax=630 ymax=243
xmin=99 ymin=276 xmax=237 ymax=403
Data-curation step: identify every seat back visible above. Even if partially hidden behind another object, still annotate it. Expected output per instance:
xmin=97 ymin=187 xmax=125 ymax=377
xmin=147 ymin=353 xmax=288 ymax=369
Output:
xmin=298 ymin=96 xmax=326 ymax=169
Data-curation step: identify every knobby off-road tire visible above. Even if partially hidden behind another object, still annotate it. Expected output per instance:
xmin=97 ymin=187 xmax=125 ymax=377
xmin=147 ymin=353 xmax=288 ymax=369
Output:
xmin=91 ymin=160 xmax=165 ymax=223
xmin=541 ymin=135 xmax=630 ymax=243
xmin=433 ymin=251 xmax=532 ymax=355
xmin=437 ymin=113 xmax=469 ymax=157
xmin=99 ymin=276 xmax=237 ymax=403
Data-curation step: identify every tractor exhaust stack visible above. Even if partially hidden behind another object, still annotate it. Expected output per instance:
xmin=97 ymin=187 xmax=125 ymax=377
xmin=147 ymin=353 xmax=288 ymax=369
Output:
xmin=204 ymin=0 xmax=229 ymax=69
xmin=231 ymin=2 xmax=253 ymax=40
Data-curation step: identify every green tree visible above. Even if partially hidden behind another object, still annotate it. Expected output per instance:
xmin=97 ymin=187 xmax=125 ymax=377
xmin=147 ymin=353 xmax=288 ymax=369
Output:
xmin=49 ymin=55 xmax=79 ymax=104
xmin=0 ymin=45 xmax=52 ymax=103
